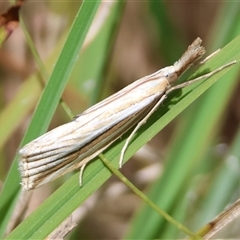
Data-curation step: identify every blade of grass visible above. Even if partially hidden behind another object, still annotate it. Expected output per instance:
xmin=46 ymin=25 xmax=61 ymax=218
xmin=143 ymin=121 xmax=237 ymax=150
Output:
xmin=184 ymin=3 xmax=240 ymax=237
xmin=0 ymin=76 xmax=41 ymax=149
xmin=99 ymin=154 xmax=202 ymax=239
xmin=125 ymin=2 xmax=240 ymax=237
xmin=149 ymin=0 xmax=185 ymax=62
xmin=191 ymin=128 xmax=240 ymax=231
xmin=0 ymin=2 xmax=100 ymax=237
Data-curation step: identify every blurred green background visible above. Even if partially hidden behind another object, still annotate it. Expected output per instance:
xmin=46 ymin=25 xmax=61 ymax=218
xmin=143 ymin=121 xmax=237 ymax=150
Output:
xmin=0 ymin=1 xmax=240 ymax=239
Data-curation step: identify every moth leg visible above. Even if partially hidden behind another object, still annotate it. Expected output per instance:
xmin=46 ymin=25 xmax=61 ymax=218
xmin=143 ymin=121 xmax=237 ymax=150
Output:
xmin=119 ymin=94 xmax=167 ymax=168
xmin=200 ymin=49 xmax=220 ymax=64
xmin=79 ymin=163 xmax=87 ymax=186
xmin=166 ymin=60 xmax=236 ymax=94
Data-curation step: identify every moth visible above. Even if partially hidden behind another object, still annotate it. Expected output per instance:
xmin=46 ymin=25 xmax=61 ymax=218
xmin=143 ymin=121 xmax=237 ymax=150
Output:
xmin=19 ymin=38 xmax=236 ymax=190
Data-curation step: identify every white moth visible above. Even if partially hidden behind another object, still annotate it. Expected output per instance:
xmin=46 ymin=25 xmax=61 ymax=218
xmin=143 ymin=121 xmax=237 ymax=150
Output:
xmin=19 ymin=38 xmax=236 ymax=190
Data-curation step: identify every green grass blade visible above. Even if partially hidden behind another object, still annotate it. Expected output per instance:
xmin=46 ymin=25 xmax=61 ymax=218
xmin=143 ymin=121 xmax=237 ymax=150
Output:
xmin=99 ymin=154 xmax=202 ymax=239
xmin=0 ymin=2 xmax=100 ymax=237
xmin=125 ymin=2 xmax=240 ymax=236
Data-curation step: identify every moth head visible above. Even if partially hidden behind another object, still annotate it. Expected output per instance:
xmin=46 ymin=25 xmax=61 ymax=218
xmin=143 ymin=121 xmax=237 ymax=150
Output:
xmin=161 ymin=66 xmax=179 ymax=84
